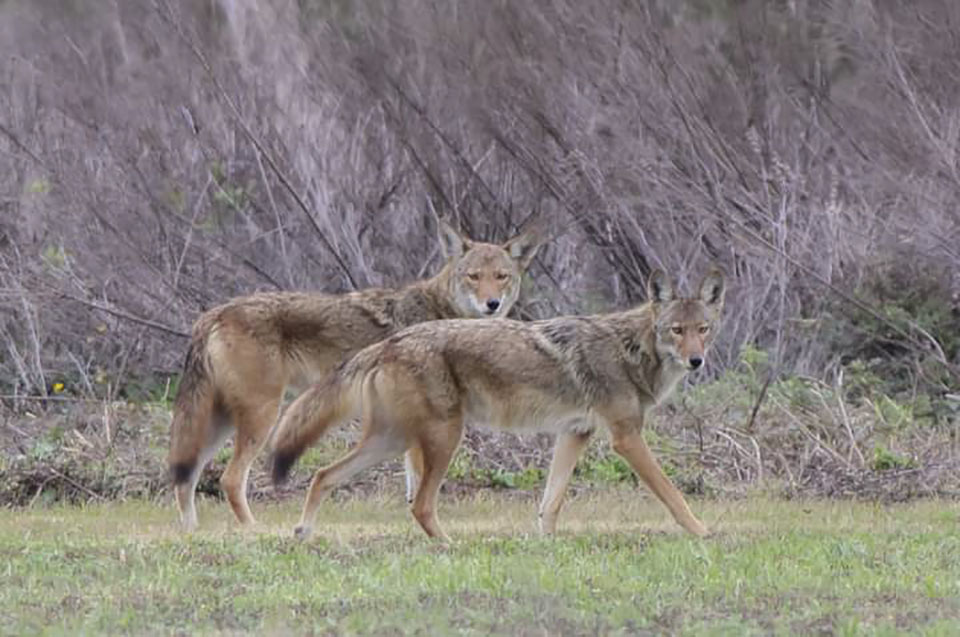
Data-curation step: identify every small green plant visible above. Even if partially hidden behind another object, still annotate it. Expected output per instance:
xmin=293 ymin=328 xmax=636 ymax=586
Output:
xmin=740 ymin=343 xmax=770 ymax=375
xmin=117 ymin=373 xmax=180 ymax=405
xmin=165 ymin=186 xmax=186 ymax=213
xmin=28 ymin=438 xmax=58 ymax=463
xmin=870 ymin=445 xmax=915 ymax=471
xmin=684 ymin=343 xmax=772 ymax=416
xmin=773 ymin=376 xmax=823 ymax=412
xmin=482 ymin=467 xmax=544 ymax=490
xmin=212 ymin=183 xmax=248 ymax=210
xmin=841 ymin=359 xmax=884 ymax=403
xmin=26 ymin=178 xmax=50 ymax=195
xmin=872 ymin=394 xmax=913 ymax=429
xmin=40 ymin=244 xmax=69 ymax=272
xmin=446 ymin=450 xmax=473 ymax=481
xmin=213 ymin=445 xmax=233 ymax=466
xmin=577 ymin=453 xmax=635 ymax=485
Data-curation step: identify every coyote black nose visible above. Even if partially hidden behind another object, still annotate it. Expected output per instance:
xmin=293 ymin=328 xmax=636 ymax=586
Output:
xmin=689 ymin=356 xmax=703 ymax=369
xmin=486 ymin=299 xmax=501 ymax=312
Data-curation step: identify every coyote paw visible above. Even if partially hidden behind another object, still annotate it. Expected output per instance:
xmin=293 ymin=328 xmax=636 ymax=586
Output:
xmin=293 ymin=525 xmax=313 ymax=541
xmin=688 ymin=522 xmax=710 ymax=538
xmin=179 ymin=515 xmax=198 ymax=533
xmin=538 ymin=512 xmax=558 ymax=535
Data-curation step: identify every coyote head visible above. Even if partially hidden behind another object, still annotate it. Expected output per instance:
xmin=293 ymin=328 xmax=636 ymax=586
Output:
xmin=648 ymin=269 xmax=726 ymax=371
xmin=439 ymin=220 xmax=542 ymax=318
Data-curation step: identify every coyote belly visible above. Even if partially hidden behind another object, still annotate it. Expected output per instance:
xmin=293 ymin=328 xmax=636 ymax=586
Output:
xmin=168 ymin=220 xmax=543 ymax=530
xmin=271 ymin=269 xmax=726 ymax=540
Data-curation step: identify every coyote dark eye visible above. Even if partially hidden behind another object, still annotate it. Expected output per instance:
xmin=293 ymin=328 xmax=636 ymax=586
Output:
xmin=467 ymin=273 xmax=480 ymax=281
xmin=495 ymin=272 xmax=509 ymax=281
xmin=698 ymin=325 xmax=710 ymax=334
xmin=671 ymin=326 xmax=683 ymax=335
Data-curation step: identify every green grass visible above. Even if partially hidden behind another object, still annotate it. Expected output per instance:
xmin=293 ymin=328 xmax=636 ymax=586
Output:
xmin=2 ymin=493 xmax=958 ymax=635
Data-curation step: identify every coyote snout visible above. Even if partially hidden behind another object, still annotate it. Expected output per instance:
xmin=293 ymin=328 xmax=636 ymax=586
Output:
xmin=463 ymin=268 xmax=510 ymax=316
xmin=673 ymin=325 xmax=709 ymax=370
xmin=467 ymin=273 xmax=508 ymax=317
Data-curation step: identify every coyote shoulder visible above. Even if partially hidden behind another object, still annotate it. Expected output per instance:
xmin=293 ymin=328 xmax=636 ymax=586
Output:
xmin=271 ymin=269 xmax=726 ymax=540
xmin=168 ymin=220 xmax=543 ymax=530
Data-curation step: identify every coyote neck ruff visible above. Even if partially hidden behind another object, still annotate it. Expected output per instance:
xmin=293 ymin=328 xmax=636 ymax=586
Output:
xmin=271 ymin=269 xmax=726 ymax=541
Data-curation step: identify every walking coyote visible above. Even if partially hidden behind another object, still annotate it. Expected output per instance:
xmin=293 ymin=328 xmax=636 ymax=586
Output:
xmin=271 ymin=269 xmax=726 ymax=540
xmin=168 ymin=220 xmax=543 ymax=530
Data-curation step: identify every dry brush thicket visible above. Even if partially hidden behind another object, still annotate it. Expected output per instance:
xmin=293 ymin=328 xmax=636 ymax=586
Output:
xmin=1 ymin=0 xmax=958 ymax=501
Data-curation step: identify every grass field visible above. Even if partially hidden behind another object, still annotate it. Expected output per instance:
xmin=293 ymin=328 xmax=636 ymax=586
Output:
xmin=2 ymin=491 xmax=958 ymax=635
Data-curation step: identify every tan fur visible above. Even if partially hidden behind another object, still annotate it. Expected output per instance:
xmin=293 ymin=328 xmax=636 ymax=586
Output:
xmin=271 ymin=269 xmax=726 ymax=540
xmin=168 ymin=221 xmax=542 ymax=530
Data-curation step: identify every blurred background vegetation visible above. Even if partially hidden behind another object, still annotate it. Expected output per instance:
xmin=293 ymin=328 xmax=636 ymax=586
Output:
xmin=1 ymin=0 xmax=957 ymax=503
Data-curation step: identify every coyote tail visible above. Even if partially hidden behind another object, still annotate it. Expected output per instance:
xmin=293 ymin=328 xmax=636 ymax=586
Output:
xmin=270 ymin=361 xmax=370 ymax=485
xmin=167 ymin=322 xmax=223 ymax=485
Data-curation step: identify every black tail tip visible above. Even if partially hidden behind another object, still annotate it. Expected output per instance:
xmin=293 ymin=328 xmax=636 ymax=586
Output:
xmin=170 ymin=461 xmax=195 ymax=485
xmin=272 ymin=451 xmax=298 ymax=486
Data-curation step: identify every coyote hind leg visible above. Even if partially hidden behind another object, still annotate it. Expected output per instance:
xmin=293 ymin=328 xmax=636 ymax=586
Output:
xmin=220 ymin=397 xmax=281 ymax=526
xmin=294 ymin=429 xmax=406 ymax=540
xmin=409 ymin=419 xmax=464 ymax=541
xmin=174 ymin=433 xmax=228 ymax=531
xmin=172 ymin=415 xmax=233 ymax=532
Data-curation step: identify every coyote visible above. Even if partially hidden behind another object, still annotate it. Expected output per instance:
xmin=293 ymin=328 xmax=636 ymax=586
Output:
xmin=168 ymin=220 xmax=543 ymax=530
xmin=271 ymin=269 xmax=726 ymax=540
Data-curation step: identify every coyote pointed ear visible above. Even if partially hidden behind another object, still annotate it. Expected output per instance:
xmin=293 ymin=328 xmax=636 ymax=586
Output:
xmin=698 ymin=269 xmax=726 ymax=307
xmin=503 ymin=230 xmax=543 ymax=270
xmin=647 ymin=269 xmax=674 ymax=303
xmin=437 ymin=218 xmax=473 ymax=259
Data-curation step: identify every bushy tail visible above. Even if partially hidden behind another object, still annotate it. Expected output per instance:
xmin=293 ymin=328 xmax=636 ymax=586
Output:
xmin=167 ymin=322 xmax=222 ymax=485
xmin=270 ymin=365 xmax=367 ymax=485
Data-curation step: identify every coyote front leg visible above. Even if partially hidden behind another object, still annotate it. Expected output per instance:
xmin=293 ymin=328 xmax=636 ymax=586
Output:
xmin=609 ymin=419 xmax=708 ymax=537
xmin=538 ymin=430 xmax=593 ymax=534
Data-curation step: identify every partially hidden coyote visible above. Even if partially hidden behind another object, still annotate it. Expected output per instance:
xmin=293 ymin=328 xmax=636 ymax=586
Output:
xmin=168 ymin=220 xmax=543 ymax=530
xmin=271 ymin=269 xmax=726 ymax=540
